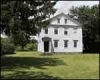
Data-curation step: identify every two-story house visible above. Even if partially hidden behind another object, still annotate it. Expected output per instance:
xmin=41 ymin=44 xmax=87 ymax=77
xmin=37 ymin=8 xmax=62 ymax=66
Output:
xmin=38 ymin=13 xmax=83 ymax=53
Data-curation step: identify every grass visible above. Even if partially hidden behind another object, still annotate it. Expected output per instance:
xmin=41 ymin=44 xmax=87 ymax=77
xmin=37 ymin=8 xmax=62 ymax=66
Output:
xmin=1 ymin=51 xmax=99 ymax=79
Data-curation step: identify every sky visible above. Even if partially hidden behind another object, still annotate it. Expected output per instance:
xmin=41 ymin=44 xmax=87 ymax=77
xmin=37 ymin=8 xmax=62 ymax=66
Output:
xmin=29 ymin=1 xmax=99 ymax=19
xmin=53 ymin=1 xmax=99 ymax=16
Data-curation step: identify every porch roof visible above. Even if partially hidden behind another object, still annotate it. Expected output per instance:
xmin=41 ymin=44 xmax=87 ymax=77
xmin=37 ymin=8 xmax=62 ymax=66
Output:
xmin=42 ymin=37 xmax=51 ymax=41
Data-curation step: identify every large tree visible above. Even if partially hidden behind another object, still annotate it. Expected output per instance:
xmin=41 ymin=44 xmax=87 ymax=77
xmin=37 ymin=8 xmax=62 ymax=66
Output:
xmin=70 ymin=4 xmax=99 ymax=52
xmin=1 ymin=1 xmax=57 ymax=50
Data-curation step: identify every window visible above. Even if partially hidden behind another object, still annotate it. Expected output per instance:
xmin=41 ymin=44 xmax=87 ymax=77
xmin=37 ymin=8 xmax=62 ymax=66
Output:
xmin=64 ymin=31 xmax=68 ymax=35
xmin=54 ymin=28 xmax=58 ymax=34
xmin=73 ymin=40 xmax=78 ymax=48
xmin=54 ymin=40 xmax=58 ymax=48
xmin=45 ymin=28 xmax=48 ymax=34
xmin=64 ymin=40 xmax=68 ymax=48
xmin=65 ymin=19 xmax=67 ymax=24
xmin=57 ymin=18 xmax=60 ymax=23
xmin=74 ymin=28 xmax=77 ymax=33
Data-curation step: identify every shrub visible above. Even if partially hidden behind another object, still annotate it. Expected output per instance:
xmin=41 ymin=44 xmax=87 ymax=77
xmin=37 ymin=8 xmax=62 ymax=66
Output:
xmin=25 ymin=43 xmax=37 ymax=51
xmin=1 ymin=38 xmax=15 ymax=55
xmin=15 ymin=46 xmax=22 ymax=51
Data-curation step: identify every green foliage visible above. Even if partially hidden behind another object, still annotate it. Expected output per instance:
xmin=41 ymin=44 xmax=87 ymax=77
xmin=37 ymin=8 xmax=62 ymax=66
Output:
xmin=1 ymin=1 xmax=57 ymax=49
xmin=1 ymin=1 xmax=57 ymax=36
xmin=15 ymin=46 xmax=22 ymax=51
xmin=11 ymin=31 xmax=30 ymax=50
xmin=16 ymin=43 xmax=37 ymax=51
xmin=70 ymin=4 xmax=99 ymax=52
xmin=25 ymin=43 xmax=37 ymax=51
xmin=1 ymin=38 xmax=15 ymax=54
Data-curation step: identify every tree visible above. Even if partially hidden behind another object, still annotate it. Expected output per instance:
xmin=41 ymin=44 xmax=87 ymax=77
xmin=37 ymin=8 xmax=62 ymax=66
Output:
xmin=1 ymin=1 xmax=57 ymax=50
xmin=70 ymin=4 xmax=99 ymax=52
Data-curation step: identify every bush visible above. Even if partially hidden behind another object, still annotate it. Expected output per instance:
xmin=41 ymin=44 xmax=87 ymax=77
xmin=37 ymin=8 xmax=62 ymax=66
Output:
xmin=25 ymin=43 xmax=37 ymax=51
xmin=15 ymin=42 xmax=37 ymax=51
xmin=16 ymin=46 xmax=22 ymax=51
xmin=1 ymin=38 xmax=15 ymax=55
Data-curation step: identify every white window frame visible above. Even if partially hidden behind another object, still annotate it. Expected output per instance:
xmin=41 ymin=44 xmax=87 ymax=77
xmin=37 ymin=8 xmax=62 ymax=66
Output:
xmin=57 ymin=18 xmax=60 ymax=23
xmin=54 ymin=40 xmax=59 ymax=48
xmin=65 ymin=19 xmax=67 ymax=24
xmin=54 ymin=28 xmax=58 ymax=34
xmin=73 ymin=40 xmax=78 ymax=48
xmin=45 ymin=28 xmax=48 ymax=34
xmin=64 ymin=40 xmax=68 ymax=48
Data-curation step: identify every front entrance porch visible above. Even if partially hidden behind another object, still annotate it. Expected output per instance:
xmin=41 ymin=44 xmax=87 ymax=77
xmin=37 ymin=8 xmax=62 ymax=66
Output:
xmin=44 ymin=41 xmax=49 ymax=52
xmin=42 ymin=37 xmax=51 ymax=53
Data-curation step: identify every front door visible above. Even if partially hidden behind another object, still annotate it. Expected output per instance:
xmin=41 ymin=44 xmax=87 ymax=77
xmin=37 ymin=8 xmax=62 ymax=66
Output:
xmin=44 ymin=41 xmax=49 ymax=52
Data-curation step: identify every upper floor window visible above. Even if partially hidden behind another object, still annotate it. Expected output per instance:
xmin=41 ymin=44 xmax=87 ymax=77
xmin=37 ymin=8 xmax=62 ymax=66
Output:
xmin=45 ymin=28 xmax=48 ymax=34
xmin=73 ymin=40 xmax=78 ymax=48
xmin=74 ymin=28 xmax=77 ymax=33
xmin=64 ymin=30 xmax=68 ymax=35
xmin=65 ymin=19 xmax=67 ymax=24
xmin=54 ymin=40 xmax=59 ymax=48
xmin=54 ymin=28 xmax=58 ymax=34
xmin=57 ymin=18 xmax=60 ymax=23
xmin=64 ymin=40 xmax=68 ymax=48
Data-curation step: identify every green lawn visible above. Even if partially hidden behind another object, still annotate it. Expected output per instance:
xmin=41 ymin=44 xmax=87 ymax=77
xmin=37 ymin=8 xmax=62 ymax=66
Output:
xmin=1 ymin=51 xmax=99 ymax=79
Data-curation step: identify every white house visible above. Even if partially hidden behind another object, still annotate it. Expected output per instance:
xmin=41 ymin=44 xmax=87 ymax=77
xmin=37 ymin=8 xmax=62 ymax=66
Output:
xmin=38 ymin=13 xmax=83 ymax=53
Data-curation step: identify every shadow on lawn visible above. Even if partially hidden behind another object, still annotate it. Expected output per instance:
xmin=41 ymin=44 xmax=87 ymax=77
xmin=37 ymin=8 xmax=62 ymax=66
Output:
xmin=1 ymin=71 xmax=61 ymax=79
xmin=1 ymin=56 xmax=65 ymax=70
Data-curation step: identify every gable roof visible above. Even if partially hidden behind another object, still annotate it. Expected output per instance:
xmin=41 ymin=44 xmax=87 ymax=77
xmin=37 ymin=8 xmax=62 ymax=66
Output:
xmin=49 ymin=13 xmax=81 ymax=26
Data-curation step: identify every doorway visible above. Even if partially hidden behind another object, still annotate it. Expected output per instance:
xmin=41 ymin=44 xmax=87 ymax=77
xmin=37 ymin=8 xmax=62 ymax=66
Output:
xmin=44 ymin=41 xmax=49 ymax=52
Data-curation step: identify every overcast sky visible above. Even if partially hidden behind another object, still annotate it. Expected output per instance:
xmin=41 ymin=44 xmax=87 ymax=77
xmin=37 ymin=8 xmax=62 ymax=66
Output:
xmin=53 ymin=1 xmax=99 ymax=16
xmin=29 ymin=1 xmax=99 ymax=19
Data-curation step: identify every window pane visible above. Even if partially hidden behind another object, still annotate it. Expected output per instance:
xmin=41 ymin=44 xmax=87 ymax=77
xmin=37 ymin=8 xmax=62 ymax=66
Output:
xmin=64 ymin=31 xmax=67 ymax=35
xmin=74 ymin=28 xmax=77 ymax=33
xmin=64 ymin=40 xmax=68 ymax=47
xmin=54 ymin=29 xmax=58 ymax=34
xmin=45 ymin=28 xmax=48 ymax=34
xmin=57 ymin=18 xmax=60 ymax=23
xmin=65 ymin=19 xmax=67 ymax=24
xmin=54 ymin=40 xmax=58 ymax=47
xmin=74 ymin=40 xmax=78 ymax=47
